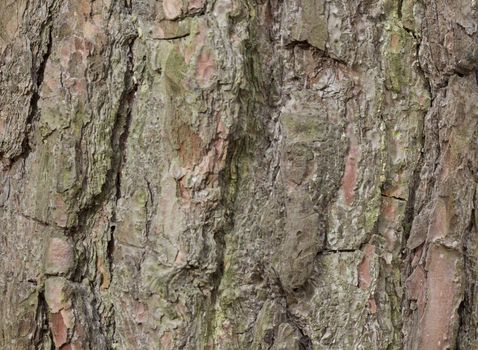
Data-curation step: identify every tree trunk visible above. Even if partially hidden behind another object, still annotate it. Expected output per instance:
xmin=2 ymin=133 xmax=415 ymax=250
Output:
xmin=1 ymin=0 xmax=477 ymax=349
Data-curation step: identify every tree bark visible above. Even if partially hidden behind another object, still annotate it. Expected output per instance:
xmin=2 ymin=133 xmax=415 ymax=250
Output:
xmin=1 ymin=0 xmax=477 ymax=349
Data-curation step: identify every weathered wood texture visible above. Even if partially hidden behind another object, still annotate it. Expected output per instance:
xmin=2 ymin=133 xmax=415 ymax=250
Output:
xmin=1 ymin=0 xmax=478 ymax=349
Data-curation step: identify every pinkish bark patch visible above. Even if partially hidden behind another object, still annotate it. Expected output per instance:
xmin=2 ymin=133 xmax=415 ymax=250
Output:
xmin=45 ymin=236 xmax=75 ymax=275
xmin=50 ymin=312 xmax=68 ymax=348
xmin=163 ymin=0 xmax=182 ymax=20
xmin=427 ymin=200 xmax=449 ymax=241
xmin=54 ymin=194 xmax=69 ymax=227
xmin=196 ymin=49 xmax=216 ymax=87
xmin=161 ymin=331 xmax=174 ymax=349
xmin=406 ymin=265 xmax=426 ymax=316
xmin=358 ymin=244 xmax=376 ymax=290
xmin=187 ymin=0 xmax=206 ymax=13
xmin=184 ymin=21 xmax=208 ymax=64
xmin=368 ymin=298 xmax=377 ymax=314
xmin=419 ymin=245 xmax=463 ymax=350
xmin=177 ymin=124 xmax=203 ymax=166
xmin=45 ymin=277 xmax=71 ymax=313
xmin=341 ymin=125 xmax=359 ymax=205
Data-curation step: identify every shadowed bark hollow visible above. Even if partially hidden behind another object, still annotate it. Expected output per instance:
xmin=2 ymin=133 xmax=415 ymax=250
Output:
xmin=1 ymin=0 xmax=478 ymax=349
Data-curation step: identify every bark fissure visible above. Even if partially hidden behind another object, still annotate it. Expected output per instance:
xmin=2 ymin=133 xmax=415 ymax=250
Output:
xmin=19 ymin=212 xmax=52 ymax=228
xmin=381 ymin=193 xmax=407 ymax=202
xmin=399 ymin=32 xmax=431 ymax=342
xmin=33 ymin=291 xmax=53 ymax=350
xmin=154 ymin=33 xmax=191 ymax=41
xmin=69 ymin=34 xmax=138 ymax=239
xmin=3 ymin=1 xmax=56 ymax=167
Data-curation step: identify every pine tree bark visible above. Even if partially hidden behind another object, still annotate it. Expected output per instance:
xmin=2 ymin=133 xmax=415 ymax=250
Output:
xmin=1 ymin=0 xmax=478 ymax=349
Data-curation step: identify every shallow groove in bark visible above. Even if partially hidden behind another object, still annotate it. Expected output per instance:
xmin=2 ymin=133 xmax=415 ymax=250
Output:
xmin=207 ymin=229 xmax=226 ymax=345
xmin=206 ymin=134 xmax=247 ymax=344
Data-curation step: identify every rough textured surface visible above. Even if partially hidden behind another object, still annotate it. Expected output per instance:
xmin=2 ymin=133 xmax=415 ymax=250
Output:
xmin=0 ymin=0 xmax=477 ymax=349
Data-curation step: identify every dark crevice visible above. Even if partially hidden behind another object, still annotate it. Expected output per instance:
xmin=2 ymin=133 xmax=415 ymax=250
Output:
xmin=97 ymin=5 xmax=139 ymax=343
xmin=268 ymin=267 xmax=312 ymax=349
xmin=322 ymin=247 xmax=361 ymax=253
xmin=3 ymin=2 xmax=56 ymax=168
xmin=283 ymin=290 xmax=313 ymax=349
xmin=284 ymin=40 xmax=347 ymax=66
xmin=107 ymin=222 xmax=116 ymax=273
xmin=286 ymin=312 xmax=313 ymax=350
xmin=61 ymin=14 xmax=138 ymax=347
xmin=104 ymin=31 xmax=138 ymax=349
xmin=68 ymin=33 xmax=138 ymax=239
xmin=400 ymin=21 xmax=433 ymax=252
xmin=108 ymin=32 xmax=139 ymax=277
xmin=154 ymin=32 xmax=191 ymax=41
xmin=19 ymin=212 xmax=52 ymax=228
xmin=144 ymin=178 xmax=154 ymax=246
xmin=114 ymin=66 xmax=137 ymax=203
xmin=399 ymin=20 xmax=434 ymax=344
xmin=400 ymin=129 xmax=424 ymax=259
xmin=207 ymin=227 xmax=226 ymax=340
xmin=456 ymin=280 xmax=467 ymax=349
xmin=397 ymin=0 xmax=403 ymax=19
xmin=284 ymin=40 xmax=316 ymax=50
xmin=381 ymin=193 xmax=406 ymax=202
xmin=34 ymin=291 xmax=53 ymax=350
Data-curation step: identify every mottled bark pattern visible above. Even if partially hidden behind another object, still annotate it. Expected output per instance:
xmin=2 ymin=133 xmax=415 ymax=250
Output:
xmin=1 ymin=0 xmax=477 ymax=349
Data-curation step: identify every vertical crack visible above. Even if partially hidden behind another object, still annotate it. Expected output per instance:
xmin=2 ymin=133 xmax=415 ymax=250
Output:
xmin=397 ymin=0 xmax=403 ymax=19
xmin=104 ymin=20 xmax=138 ymax=347
xmin=272 ymin=271 xmax=313 ymax=350
xmin=285 ymin=310 xmax=313 ymax=350
xmin=34 ymin=290 xmax=53 ymax=350
xmin=60 ymin=12 xmax=138 ymax=349
xmin=68 ymin=31 xmax=138 ymax=238
xmin=107 ymin=36 xmax=138 ymax=282
xmin=6 ymin=1 xmax=56 ymax=167
xmin=400 ymin=19 xmax=433 ymax=268
xmin=400 ymin=19 xmax=434 ymax=345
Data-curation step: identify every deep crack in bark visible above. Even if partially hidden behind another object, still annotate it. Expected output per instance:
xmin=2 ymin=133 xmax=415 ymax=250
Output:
xmin=3 ymin=1 xmax=56 ymax=167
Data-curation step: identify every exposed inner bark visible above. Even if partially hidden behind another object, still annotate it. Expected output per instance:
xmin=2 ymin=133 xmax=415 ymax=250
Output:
xmin=1 ymin=0 xmax=478 ymax=349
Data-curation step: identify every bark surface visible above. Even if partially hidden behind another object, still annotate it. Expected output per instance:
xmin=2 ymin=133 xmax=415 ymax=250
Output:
xmin=1 ymin=0 xmax=478 ymax=349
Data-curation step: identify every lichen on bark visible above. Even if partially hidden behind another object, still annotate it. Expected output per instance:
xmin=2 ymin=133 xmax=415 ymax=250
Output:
xmin=1 ymin=0 xmax=478 ymax=349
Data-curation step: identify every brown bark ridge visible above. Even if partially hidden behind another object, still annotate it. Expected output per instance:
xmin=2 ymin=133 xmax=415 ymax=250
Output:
xmin=1 ymin=0 xmax=477 ymax=349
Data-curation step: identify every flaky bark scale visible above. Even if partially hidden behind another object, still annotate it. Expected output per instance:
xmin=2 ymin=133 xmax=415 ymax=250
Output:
xmin=1 ymin=0 xmax=477 ymax=349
